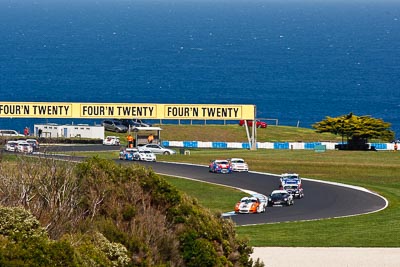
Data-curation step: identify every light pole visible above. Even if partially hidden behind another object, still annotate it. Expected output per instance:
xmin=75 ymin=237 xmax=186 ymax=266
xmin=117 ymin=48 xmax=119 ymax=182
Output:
xmin=341 ymin=121 xmax=344 ymax=145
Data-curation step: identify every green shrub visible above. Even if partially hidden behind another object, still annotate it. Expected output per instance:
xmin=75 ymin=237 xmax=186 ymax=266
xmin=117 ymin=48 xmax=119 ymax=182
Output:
xmin=75 ymin=157 xmax=255 ymax=266
xmin=0 ymin=157 xmax=257 ymax=266
xmin=63 ymin=233 xmax=113 ymax=267
xmin=181 ymin=234 xmax=219 ymax=267
xmin=0 ymin=237 xmax=77 ymax=267
xmin=65 ymin=232 xmax=130 ymax=267
xmin=0 ymin=207 xmax=77 ymax=266
xmin=122 ymin=205 xmax=136 ymax=221
xmin=0 ymin=206 xmax=47 ymax=242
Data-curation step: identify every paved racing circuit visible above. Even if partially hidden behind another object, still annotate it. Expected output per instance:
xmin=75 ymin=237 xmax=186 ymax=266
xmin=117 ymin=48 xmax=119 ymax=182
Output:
xmin=130 ymin=161 xmax=387 ymax=226
xmin=39 ymin=145 xmax=388 ymax=226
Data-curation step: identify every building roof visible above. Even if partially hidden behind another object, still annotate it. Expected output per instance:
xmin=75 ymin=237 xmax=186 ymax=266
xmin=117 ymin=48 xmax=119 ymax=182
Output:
xmin=131 ymin=127 xmax=162 ymax=131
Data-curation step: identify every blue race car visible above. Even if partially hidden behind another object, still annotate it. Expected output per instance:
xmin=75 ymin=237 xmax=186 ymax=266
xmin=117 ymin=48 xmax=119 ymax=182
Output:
xmin=209 ymin=159 xmax=232 ymax=174
xmin=119 ymin=148 xmax=139 ymax=160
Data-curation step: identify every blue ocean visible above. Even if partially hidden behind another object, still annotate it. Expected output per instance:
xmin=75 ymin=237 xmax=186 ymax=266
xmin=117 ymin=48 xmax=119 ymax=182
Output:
xmin=1 ymin=0 xmax=399 ymax=138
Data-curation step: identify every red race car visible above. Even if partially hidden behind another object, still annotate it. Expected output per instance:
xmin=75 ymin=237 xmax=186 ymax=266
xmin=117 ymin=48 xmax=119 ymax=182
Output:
xmin=209 ymin=159 xmax=232 ymax=174
xmin=239 ymin=120 xmax=267 ymax=128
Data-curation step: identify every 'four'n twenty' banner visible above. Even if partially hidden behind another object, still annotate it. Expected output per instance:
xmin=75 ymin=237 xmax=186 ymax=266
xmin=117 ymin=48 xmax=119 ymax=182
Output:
xmin=0 ymin=102 xmax=255 ymax=120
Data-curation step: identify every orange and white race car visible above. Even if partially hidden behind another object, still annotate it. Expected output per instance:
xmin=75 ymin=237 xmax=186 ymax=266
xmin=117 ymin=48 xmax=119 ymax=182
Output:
xmin=234 ymin=195 xmax=267 ymax=214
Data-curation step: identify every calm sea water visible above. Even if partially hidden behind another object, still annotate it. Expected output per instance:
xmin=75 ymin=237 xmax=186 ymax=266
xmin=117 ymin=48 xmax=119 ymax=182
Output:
xmin=1 ymin=0 xmax=399 ymax=138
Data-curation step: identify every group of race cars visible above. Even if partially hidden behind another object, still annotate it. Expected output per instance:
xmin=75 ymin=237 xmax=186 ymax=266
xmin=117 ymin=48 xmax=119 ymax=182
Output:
xmin=207 ymin=158 xmax=304 ymax=214
xmin=4 ymin=139 xmax=39 ymax=153
xmin=234 ymin=173 xmax=304 ymax=214
xmin=208 ymin=159 xmax=305 ymax=214
xmin=120 ymin=147 xmax=303 ymax=214
xmin=119 ymin=148 xmax=157 ymax=162
xmin=209 ymin=158 xmax=249 ymax=173
xmin=118 ymin=143 xmax=178 ymax=162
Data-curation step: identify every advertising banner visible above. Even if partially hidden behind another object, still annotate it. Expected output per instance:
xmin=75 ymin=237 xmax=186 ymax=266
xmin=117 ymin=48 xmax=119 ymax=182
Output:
xmin=0 ymin=102 xmax=255 ymax=120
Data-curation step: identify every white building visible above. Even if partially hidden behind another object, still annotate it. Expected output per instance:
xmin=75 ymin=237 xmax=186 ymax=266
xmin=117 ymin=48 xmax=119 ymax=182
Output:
xmin=34 ymin=123 xmax=104 ymax=139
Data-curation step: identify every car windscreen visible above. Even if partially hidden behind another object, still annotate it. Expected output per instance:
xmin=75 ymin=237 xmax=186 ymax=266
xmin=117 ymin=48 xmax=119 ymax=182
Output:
xmin=284 ymin=186 xmax=298 ymax=190
xmin=271 ymin=193 xmax=287 ymax=198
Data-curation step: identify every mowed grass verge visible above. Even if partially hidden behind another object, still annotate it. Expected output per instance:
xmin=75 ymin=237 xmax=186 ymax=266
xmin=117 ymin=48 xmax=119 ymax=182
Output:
xmin=105 ymin=124 xmax=343 ymax=145
xmin=68 ymin=147 xmax=400 ymax=247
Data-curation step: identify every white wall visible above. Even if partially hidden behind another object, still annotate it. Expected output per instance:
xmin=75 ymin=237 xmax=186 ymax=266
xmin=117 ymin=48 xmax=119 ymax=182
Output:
xmin=34 ymin=124 xmax=104 ymax=139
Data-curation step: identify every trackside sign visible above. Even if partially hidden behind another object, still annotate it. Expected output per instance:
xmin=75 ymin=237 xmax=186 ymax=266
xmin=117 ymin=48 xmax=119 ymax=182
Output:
xmin=80 ymin=104 xmax=156 ymax=118
xmin=0 ymin=103 xmax=73 ymax=118
xmin=0 ymin=102 xmax=255 ymax=120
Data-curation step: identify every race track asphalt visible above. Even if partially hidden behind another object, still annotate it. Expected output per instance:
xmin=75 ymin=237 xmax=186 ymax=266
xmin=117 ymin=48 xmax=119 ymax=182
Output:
xmin=127 ymin=161 xmax=387 ymax=226
xmin=38 ymin=145 xmax=388 ymax=226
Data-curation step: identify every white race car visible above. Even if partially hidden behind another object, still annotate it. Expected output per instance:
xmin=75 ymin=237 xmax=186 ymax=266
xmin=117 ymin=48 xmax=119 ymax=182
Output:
xmin=103 ymin=136 xmax=120 ymax=146
xmin=5 ymin=140 xmax=19 ymax=152
xmin=283 ymin=184 xmax=304 ymax=199
xmin=234 ymin=194 xmax=267 ymax=214
xmin=16 ymin=140 xmax=33 ymax=153
xmin=26 ymin=138 xmax=39 ymax=151
xmin=134 ymin=150 xmax=157 ymax=162
xmin=280 ymin=173 xmax=301 ymax=187
xmin=229 ymin=158 xmax=249 ymax=172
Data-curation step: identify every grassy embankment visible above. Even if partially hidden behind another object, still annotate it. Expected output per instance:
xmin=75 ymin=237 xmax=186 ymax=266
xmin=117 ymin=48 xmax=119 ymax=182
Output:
xmin=69 ymin=125 xmax=400 ymax=247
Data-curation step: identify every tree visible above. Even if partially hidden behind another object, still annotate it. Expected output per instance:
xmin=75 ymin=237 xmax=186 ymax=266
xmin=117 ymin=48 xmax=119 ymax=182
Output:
xmin=312 ymin=113 xmax=394 ymax=150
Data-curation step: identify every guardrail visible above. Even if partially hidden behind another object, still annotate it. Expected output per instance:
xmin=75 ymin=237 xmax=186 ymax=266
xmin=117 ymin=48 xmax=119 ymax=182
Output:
xmin=161 ymin=141 xmax=397 ymax=151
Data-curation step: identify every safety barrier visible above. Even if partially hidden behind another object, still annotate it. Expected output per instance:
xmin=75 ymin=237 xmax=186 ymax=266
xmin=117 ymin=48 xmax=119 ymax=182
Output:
xmin=304 ymin=142 xmax=322 ymax=149
xmin=372 ymin=143 xmax=387 ymax=150
xmin=160 ymin=141 xmax=394 ymax=151
xmin=212 ymin=142 xmax=228 ymax=149
xmin=183 ymin=141 xmax=198 ymax=148
xmin=274 ymin=142 xmax=290 ymax=150
xmin=314 ymin=145 xmax=327 ymax=152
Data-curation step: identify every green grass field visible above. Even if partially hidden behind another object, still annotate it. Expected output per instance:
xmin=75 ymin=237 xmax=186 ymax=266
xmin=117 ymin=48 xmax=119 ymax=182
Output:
xmin=105 ymin=124 xmax=344 ymax=146
xmin=156 ymin=149 xmax=400 ymax=247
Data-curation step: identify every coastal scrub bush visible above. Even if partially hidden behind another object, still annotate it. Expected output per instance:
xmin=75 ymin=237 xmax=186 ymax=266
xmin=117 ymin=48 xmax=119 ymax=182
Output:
xmin=63 ymin=232 xmax=130 ymax=267
xmin=0 ymin=206 xmax=47 ymax=241
xmin=74 ymin=157 xmax=257 ymax=266
xmin=0 ymin=206 xmax=77 ymax=266
xmin=0 ymin=157 xmax=259 ymax=266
